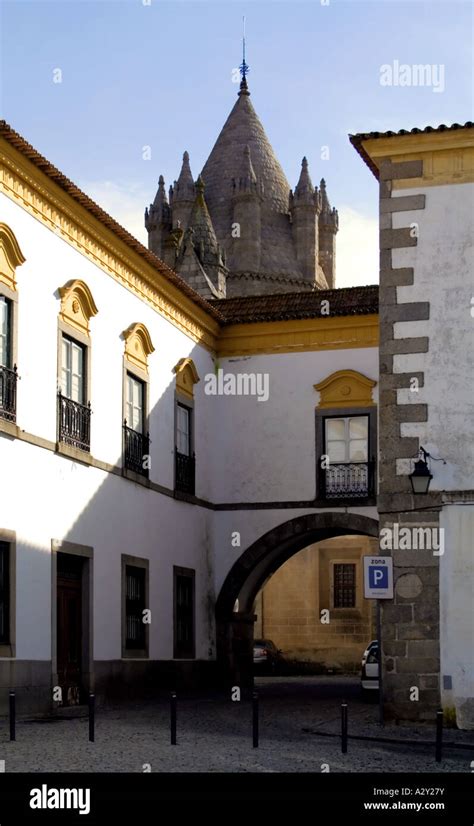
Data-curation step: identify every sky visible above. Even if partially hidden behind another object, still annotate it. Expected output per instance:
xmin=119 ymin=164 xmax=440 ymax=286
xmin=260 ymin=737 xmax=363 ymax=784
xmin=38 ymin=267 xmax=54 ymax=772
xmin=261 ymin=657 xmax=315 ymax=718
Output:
xmin=0 ymin=0 xmax=472 ymax=287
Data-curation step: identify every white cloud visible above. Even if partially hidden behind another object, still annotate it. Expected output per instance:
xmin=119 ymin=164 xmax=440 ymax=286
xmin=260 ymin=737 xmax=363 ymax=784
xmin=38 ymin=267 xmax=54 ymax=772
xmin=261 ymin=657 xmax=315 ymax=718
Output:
xmin=81 ymin=180 xmax=149 ymax=246
xmin=335 ymin=206 xmax=379 ymax=287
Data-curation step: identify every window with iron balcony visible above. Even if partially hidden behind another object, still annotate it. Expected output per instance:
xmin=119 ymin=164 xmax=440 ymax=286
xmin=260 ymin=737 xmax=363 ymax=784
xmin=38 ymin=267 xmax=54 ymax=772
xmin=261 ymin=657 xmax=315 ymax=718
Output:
xmin=58 ymin=335 xmax=91 ymax=452
xmin=0 ymin=296 xmax=17 ymax=423
xmin=175 ymin=403 xmax=195 ymax=495
xmin=320 ymin=414 xmax=375 ymax=501
xmin=0 ymin=224 xmax=24 ymax=427
xmin=314 ymin=370 xmax=377 ymax=503
xmin=173 ymin=358 xmax=199 ymax=496
xmin=123 ymin=373 xmax=150 ymax=477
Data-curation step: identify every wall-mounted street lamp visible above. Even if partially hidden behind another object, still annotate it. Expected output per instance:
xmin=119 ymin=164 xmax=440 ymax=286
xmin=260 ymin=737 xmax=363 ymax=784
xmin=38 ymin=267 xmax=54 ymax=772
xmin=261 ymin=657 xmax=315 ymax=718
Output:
xmin=409 ymin=446 xmax=433 ymax=494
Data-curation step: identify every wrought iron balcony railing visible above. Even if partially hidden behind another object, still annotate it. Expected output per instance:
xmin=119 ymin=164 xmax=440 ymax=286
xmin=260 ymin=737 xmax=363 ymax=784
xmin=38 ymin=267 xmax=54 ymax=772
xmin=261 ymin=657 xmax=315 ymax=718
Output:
xmin=320 ymin=460 xmax=375 ymax=500
xmin=58 ymin=392 xmax=91 ymax=452
xmin=175 ymin=447 xmax=195 ymax=495
xmin=0 ymin=364 xmax=17 ymax=423
xmin=123 ymin=422 xmax=150 ymax=477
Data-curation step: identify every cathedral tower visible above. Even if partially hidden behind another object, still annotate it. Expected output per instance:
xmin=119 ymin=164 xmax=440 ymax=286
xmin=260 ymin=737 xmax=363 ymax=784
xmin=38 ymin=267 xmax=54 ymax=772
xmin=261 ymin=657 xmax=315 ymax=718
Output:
xmin=318 ymin=178 xmax=339 ymax=290
xmin=231 ymin=144 xmax=263 ymax=273
xmin=145 ymin=73 xmax=339 ymax=298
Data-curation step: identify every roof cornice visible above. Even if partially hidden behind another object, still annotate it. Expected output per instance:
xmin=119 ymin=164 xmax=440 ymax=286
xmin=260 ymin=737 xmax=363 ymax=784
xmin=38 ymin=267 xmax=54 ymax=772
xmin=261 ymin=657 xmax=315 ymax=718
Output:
xmin=350 ymin=122 xmax=474 ymax=180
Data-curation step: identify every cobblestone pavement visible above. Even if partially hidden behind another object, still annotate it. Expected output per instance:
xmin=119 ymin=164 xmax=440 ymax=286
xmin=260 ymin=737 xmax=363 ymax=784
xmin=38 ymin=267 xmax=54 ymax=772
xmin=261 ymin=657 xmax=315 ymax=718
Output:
xmin=1 ymin=677 xmax=473 ymax=773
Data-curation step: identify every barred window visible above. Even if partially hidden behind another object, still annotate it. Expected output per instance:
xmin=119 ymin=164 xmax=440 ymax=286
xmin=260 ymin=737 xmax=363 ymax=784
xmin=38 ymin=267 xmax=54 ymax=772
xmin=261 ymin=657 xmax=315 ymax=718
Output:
xmin=174 ymin=568 xmax=195 ymax=659
xmin=125 ymin=566 xmax=146 ymax=649
xmin=0 ymin=542 xmax=10 ymax=644
xmin=334 ymin=563 xmax=356 ymax=608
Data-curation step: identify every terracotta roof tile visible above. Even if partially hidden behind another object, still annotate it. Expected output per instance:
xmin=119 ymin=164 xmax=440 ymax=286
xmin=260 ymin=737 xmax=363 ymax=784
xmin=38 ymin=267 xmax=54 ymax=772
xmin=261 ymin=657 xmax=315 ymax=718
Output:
xmin=212 ymin=285 xmax=378 ymax=324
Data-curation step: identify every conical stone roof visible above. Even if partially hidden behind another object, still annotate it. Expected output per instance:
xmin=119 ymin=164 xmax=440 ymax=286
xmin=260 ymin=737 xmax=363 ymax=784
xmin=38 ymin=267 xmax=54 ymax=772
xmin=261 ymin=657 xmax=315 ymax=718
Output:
xmin=200 ymin=85 xmax=304 ymax=283
xmin=187 ymin=176 xmax=220 ymax=260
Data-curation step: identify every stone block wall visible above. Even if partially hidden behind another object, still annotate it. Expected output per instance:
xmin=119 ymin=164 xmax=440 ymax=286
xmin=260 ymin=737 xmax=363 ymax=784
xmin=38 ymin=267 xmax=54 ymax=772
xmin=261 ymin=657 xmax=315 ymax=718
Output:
xmin=378 ymin=157 xmax=442 ymax=722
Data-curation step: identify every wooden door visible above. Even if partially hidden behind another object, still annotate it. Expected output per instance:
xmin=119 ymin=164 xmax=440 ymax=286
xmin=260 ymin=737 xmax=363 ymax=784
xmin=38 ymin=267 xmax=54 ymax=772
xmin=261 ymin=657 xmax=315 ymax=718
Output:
xmin=57 ymin=558 xmax=83 ymax=705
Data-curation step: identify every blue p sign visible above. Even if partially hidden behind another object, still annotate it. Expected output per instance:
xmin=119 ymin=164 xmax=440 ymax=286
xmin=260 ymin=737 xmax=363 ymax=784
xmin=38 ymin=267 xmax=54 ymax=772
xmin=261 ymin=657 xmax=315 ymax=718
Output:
xmin=369 ymin=566 xmax=388 ymax=589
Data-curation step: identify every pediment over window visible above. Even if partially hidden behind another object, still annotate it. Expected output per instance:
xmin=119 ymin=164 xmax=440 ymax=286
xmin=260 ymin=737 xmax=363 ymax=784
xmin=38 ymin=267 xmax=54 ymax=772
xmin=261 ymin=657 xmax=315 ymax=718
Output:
xmin=123 ymin=322 xmax=155 ymax=372
xmin=173 ymin=357 xmax=200 ymax=399
xmin=0 ymin=223 xmax=26 ymax=291
xmin=59 ymin=279 xmax=98 ymax=336
xmin=314 ymin=369 xmax=376 ymax=409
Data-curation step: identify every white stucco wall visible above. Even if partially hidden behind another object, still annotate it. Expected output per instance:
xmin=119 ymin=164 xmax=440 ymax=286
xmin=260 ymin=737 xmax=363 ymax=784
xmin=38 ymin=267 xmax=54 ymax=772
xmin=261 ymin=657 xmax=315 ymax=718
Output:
xmin=209 ymin=348 xmax=379 ymax=503
xmin=391 ymin=181 xmax=474 ymax=728
xmin=0 ymin=190 xmax=380 ymax=669
xmin=440 ymin=504 xmax=474 ymax=729
xmin=1 ymin=436 xmax=216 ymax=662
xmin=0 ymin=192 xmax=216 ymax=662
xmin=391 ymin=183 xmax=474 ymax=491
xmin=0 ymin=193 xmax=215 ymax=497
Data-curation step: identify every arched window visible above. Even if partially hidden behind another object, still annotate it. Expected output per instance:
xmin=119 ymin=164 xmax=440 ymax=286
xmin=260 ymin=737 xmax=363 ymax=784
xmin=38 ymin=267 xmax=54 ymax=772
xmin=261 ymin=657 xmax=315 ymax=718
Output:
xmin=122 ymin=323 xmax=154 ymax=478
xmin=173 ymin=358 xmax=200 ymax=495
xmin=57 ymin=279 xmax=98 ymax=453
xmin=0 ymin=223 xmax=25 ymax=425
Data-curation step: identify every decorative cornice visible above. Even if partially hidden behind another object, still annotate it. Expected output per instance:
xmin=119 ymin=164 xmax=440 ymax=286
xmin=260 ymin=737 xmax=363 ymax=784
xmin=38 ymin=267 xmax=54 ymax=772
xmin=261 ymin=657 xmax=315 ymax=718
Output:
xmin=217 ymin=314 xmax=379 ymax=357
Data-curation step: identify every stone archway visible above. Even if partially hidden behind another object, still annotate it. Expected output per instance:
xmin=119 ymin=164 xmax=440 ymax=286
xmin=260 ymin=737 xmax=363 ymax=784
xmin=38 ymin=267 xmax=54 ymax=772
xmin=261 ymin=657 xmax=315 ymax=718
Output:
xmin=216 ymin=512 xmax=379 ymax=687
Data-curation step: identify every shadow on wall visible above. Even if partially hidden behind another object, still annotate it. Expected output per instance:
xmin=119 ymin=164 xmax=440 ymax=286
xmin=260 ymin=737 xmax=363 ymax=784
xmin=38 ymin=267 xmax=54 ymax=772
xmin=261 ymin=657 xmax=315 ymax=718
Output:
xmin=1 ymin=338 xmax=225 ymax=714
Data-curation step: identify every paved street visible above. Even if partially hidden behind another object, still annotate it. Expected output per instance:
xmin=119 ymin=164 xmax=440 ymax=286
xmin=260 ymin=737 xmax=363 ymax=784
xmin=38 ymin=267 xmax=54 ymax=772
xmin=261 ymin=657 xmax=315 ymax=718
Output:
xmin=1 ymin=677 xmax=473 ymax=773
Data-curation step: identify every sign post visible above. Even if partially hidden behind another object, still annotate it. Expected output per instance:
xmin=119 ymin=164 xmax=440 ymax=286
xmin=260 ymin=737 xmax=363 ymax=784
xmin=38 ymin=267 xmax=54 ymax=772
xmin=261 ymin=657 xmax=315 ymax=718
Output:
xmin=363 ymin=556 xmax=394 ymax=728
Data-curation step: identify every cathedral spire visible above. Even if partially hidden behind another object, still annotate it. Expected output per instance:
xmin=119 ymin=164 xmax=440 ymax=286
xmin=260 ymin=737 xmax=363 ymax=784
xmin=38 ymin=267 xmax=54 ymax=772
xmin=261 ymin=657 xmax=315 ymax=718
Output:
xmin=174 ymin=151 xmax=195 ymax=201
xmin=233 ymin=144 xmax=258 ymax=193
xmin=145 ymin=174 xmax=171 ymax=258
xmin=177 ymin=175 xmax=226 ymax=297
xmin=170 ymin=151 xmax=195 ymax=230
xmin=319 ymin=177 xmax=339 ymax=228
xmin=238 ymin=15 xmax=250 ymax=96
xmin=318 ymin=177 xmax=338 ymax=289
xmin=320 ymin=177 xmax=330 ymax=212
xmin=188 ymin=176 xmax=220 ymax=258
xmin=294 ymin=156 xmax=315 ymax=204
xmin=153 ymin=175 xmax=168 ymax=209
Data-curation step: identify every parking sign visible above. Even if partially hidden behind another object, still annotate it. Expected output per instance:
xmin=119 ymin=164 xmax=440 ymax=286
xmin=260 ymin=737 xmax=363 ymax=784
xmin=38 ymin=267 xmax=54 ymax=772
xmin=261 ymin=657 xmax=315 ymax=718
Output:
xmin=363 ymin=556 xmax=393 ymax=599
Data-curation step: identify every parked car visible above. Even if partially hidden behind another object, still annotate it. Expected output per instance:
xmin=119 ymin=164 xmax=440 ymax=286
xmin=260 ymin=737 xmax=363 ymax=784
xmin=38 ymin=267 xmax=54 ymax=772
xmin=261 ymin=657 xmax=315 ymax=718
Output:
xmin=253 ymin=639 xmax=284 ymax=673
xmin=361 ymin=640 xmax=379 ymax=695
